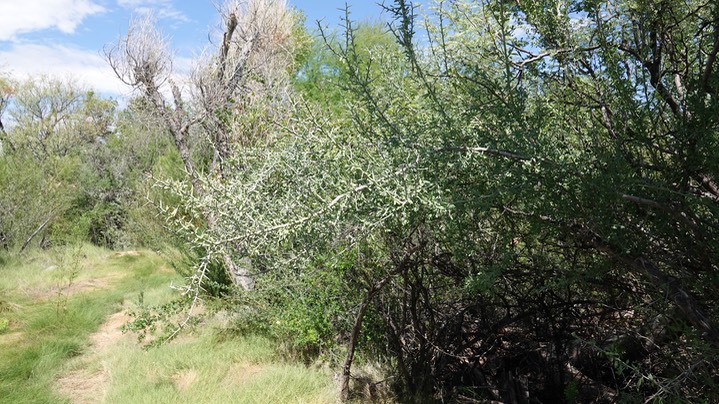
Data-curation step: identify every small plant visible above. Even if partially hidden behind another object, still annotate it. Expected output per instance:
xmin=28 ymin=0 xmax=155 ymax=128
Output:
xmin=0 ymin=296 xmax=20 ymax=333
xmin=54 ymin=243 xmax=84 ymax=316
xmin=123 ymin=294 xmax=194 ymax=347
xmin=564 ymin=380 xmax=580 ymax=404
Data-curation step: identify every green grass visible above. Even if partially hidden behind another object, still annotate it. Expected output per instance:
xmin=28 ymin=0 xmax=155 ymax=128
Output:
xmin=102 ymin=334 xmax=336 ymax=404
xmin=0 ymin=245 xmax=337 ymax=404
xmin=0 ymin=245 xmax=180 ymax=404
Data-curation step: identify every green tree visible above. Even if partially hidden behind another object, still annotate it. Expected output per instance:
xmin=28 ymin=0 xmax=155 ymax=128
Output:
xmin=295 ymin=20 xmax=399 ymax=111
xmin=5 ymin=76 xmax=113 ymax=159
xmin=152 ymin=0 xmax=719 ymax=401
xmin=0 ymin=76 xmax=132 ymax=250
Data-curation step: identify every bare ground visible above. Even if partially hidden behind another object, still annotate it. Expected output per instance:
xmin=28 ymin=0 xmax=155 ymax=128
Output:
xmin=31 ymin=274 xmax=123 ymax=301
xmin=55 ymin=309 xmax=280 ymax=403
xmin=55 ymin=309 xmax=134 ymax=404
xmin=171 ymin=369 xmax=198 ymax=392
xmin=0 ymin=331 xmax=24 ymax=346
xmin=223 ymin=363 xmax=265 ymax=387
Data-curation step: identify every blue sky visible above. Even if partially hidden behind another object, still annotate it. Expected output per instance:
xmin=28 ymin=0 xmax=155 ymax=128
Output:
xmin=0 ymin=1 xmax=391 ymax=98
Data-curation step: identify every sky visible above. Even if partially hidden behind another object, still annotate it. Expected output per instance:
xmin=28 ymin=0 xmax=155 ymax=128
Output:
xmin=0 ymin=0 xmax=391 ymax=99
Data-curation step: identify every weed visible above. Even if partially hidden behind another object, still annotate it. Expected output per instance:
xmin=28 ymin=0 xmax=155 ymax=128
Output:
xmin=54 ymin=243 xmax=84 ymax=316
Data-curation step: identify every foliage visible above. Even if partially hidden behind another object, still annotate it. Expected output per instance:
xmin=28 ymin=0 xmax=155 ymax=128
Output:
xmin=0 ymin=75 xmax=181 ymax=252
xmin=3 ymin=0 xmax=717 ymax=402
xmin=157 ymin=0 xmax=719 ymax=401
xmin=0 ymin=153 xmax=74 ymax=250
xmin=105 ymin=0 xmax=303 ymax=289
xmin=5 ymin=76 xmax=114 ymax=158
xmin=1 ymin=247 xmax=335 ymax=404
xmin=101 ymin=333 xmax=336 ymax=404
xmin=294 ymin=20 xmax=400 ymax=112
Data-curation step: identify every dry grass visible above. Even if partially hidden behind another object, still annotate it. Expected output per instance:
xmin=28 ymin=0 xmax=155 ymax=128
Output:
xmin=55 ymin=309 xmax=338 ymax=404
xmin=1 ymin=246 xmax=338 ymax=403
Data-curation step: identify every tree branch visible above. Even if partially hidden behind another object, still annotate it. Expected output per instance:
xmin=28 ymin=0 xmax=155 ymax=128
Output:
xmin=618 ymin=44 xmax=684 ymax=119
xmin=622 ymin=194 xmax=699 ymax=231
xmin=20 ymin=216 xmax=51 ymax=253
xmin=437 ymin=146 xmax=530 ymax=162
xmin=574 ymin=223 xmax=719 ymax=348
xmin=697 ymin=173 xmax=719 ymax=200
xmin=701 ymin=18 xmax=719 ymax=93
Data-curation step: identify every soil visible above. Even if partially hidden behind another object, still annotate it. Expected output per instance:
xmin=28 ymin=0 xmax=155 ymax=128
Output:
xmin=55 ymin=309 xmax=134 ymax=403
xmin=31 ymin=274 xmax=122 ymax=301
xmin=223 ymin=363 xmax=264 ymax=386
xmin=171 ymin=369 xmax=198 ymax=392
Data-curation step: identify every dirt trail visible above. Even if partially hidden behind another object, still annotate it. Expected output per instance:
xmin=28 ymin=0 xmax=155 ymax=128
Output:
xmin=55 ymin=308 xmax=134 ymax=404
xmin=89 ymin=311 xmax=133 ymax=352
xmin=50 ymin=250 xmax=278 ymax=403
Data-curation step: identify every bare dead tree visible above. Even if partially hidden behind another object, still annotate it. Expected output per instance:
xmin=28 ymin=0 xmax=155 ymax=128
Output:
xmin=104 ymin=0 xmax=295 ymax=290
xmin=193 ymin=0 xmax=295 ymax=174
xmin=104 ymin=14 xmax=201 ymax=189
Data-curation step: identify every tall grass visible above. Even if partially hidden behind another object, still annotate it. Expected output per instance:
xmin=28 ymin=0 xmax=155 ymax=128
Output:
xmin=0 ymin=245 xmax=181 ymax=403
xmin=0 ymin=246 xmax=338 ymax=404
xmin=102 ymin=334 xmax=336 ymax=403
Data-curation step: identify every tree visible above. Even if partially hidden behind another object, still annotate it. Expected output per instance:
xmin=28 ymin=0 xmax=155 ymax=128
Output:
xmin=2 ymin=76 xmax=113 ymax=159
xmin=294 ymin=20 xmax=399 ymax=111
xmin=104 ymin=0 xmax=300 ymax=290
xmin=129 ymin=0 xmax=719 ymax=401
xmin=0 ymin=74 xmax=12 ymax=153
xmin=0 ymin=76 xmax=119 ymax=251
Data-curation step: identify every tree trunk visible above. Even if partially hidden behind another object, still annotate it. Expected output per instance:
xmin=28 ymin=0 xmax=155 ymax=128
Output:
xmin=20 ymin=217 xmax=51 ymax=253
xmin=340 ymin=297 xmax=371 ymax=402
xmin=158 ymin=84 xmax=255 ymax=291
xmin=578 ymin=224 xmax=719 ymax=348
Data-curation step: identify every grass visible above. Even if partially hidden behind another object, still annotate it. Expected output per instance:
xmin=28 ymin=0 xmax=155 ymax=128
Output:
xmin=0 ymin=245 xmax=179 ymax=403
xmin=101 ymin=334 xmax=335 ymax=404
xmin=0 ymin=245 xmax=337 ymax=404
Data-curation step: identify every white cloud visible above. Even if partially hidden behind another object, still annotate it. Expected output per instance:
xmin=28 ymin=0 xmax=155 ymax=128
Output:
xmin=117 ymin=0 xmax=189 ymax=22
xmin=117 ymin=0 xmax=147 ymax=5
xmin=0 ymin=43 xmax=199 ymax=105
xmin=0 ymin=44 xmax=129 ymax=97
xmin=0 ymin=0 xmax=104 ymax=41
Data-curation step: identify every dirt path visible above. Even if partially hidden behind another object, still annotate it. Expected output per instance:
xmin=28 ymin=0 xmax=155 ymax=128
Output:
xmin=55 ymin=309 xmax=134 ymax=404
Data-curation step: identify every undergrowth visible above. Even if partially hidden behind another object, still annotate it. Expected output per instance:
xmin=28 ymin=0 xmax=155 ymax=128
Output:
xmin=0 ymin=245 xmax=337 ymax=404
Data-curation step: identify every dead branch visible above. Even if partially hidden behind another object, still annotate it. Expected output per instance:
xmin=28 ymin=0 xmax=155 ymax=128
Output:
xmin=20 ymin=216 xmax=51 ymax=253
